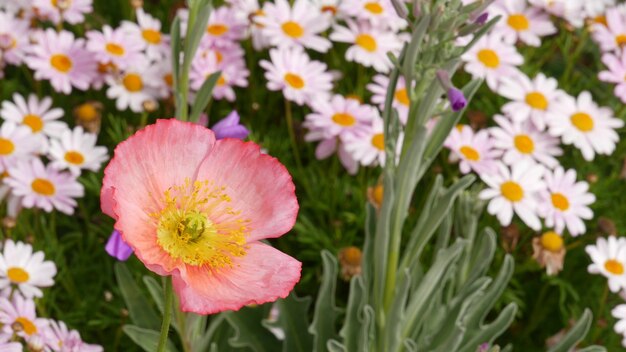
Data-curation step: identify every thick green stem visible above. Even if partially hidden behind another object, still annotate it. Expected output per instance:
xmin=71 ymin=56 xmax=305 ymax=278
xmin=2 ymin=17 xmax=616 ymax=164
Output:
xmin=157 ymin=277 xmax=173 ymax=352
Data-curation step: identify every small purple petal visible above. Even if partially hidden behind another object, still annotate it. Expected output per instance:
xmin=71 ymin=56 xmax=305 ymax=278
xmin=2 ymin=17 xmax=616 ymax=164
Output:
xmin=105 ymin=230 xmax=133 ymax=261
xmin=447 ymin=88 xmax=467 ymax=112
xmin=212 ymin=111 xmax=249 ymax=140
xmin=475 ymin=12 xmax=489 ymax=25
xmin=478 ymin=343 xmax=490 ymax=352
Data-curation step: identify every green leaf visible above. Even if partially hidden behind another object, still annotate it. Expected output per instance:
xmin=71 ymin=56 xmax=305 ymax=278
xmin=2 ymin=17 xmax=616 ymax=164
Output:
xmin=182 ymin=4 xmax=211 ymax=73
xmin=189 ymin=71 xmax=221 ymax=123
xmin=548 ymin=309 xmax=594 ymax=352
xmin=401 ymin=15 xmax=431 ymax=87
xmin=339 ymin=276 xmax=368 ymax=352
xmin=577 ymin=346 xmax=607 ymax=352
xmin=122 ymin=325 xmax=178 ymax=352
xmin=143 ymin=276 xmax=164 ymax=314
xmin=169 ymin=16 xmax=181 ymax=104
xmin=309 ymin=251 xmax=340 ymax=351
xmin=224 ymin=305 xmax=281 ymax=352
xmin=114 ymin=263 xmax=159 ymax=330
xmin=458 ymin=303 xmax=518 ymax=352
xmin=264 ymin=293 xmax=314 ymax=352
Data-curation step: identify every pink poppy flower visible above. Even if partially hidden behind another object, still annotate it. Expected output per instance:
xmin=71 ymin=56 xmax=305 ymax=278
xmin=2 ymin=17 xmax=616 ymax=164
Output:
xmin=100 ymin=119 xmax=301 ymax=314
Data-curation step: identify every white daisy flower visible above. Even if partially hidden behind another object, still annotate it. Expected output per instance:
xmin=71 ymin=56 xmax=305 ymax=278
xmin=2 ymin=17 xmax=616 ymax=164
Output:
xmin=0 ymin=122 xmax=42 ymax=168
xmin=497 ymin=73 xmax=566 ymax=131
xmin=586 ymin=236 xmax=626 ymax=292
xmin=339 ymin=0 xmax=407 ymax=31
xmin=489 ymin=115 xmax=562 ymax=168
xmin=5 ymin=158 xmax=84 ymax=215
xmin=538 ymin=167 xmax=595 ymax=237
xmin=106 ymin=63 xmax=160 ymax=112
xmin=0 ymin=11 xmax=30 ymax=66
xmin=549 ymin=91 xmax=624 ymax=161
xmin=612 ymin=304 xmax=626 ymax=348
xmin=343 ymin=116 xmax=401 ymax=167
xmin=86 ymin=25 xmax=145 ymax=69
xmin=304 ymin=94 xmax=377 ymax=141
xmin=367 ymin=74 xmax=411 ymax=124
xmin=478 ymin=161 xmax=545 ymax=230
xmin=121 ymin=9 xmax=170 ymax=61
xmin=48 ymin=126 xmax=108 ymax=175
xmin=260 ymin=46 xmax=333 ymax=106
xmin=257 ymin=0 xmax=332 ymax=53
xmin=0 ymin=240 xmax=56 ymax=299
xmin=444 ymin=125 xmax=501 ymax=175
xmin=0 ymin=295 xmax=49 ymax=341
xmin=461 ymin=33 xmax=524 ymax=91
xmin=330 ymin=20 xmax=403 ymax=73
xmin=0 ymin=93 xmax=66 ymax=138
xmin=490 ymin=0 xmax=557 ymax=47
xmin=592 ymin=7 xmax=626 ymax=53
xmin=202 ymin=6 xmax=247 ymax=46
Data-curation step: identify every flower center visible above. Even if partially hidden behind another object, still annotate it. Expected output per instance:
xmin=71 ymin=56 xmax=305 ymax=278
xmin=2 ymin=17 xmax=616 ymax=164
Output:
xmin=514 ymin=134 xmax=534 ymax=154
xmin=14 ymin=317 xmax=37 ymax=336
xmin=459 ymin=145 xmax=480 ymax=161
xmin=371 ymin=133 xmax=385 ymax=151
xmin=123 ymin=73 xmax=144 ymax=92
xmin=0 ymin=138 xmax=15 ymax=155
xmin=500 ymin=181 xmax=523 ymax=202
xmin=75 ymin=103 xmax=98 ymax=121
xmin=525 ymin=91 xmax=548 ymax=110
xmin=207 ymin=24 xmax=229 ymax=36
xmin=332 ymin=113 xmax=356 ymax=127
xmin=341 ymin=246 xmax=362 ymax=265
xmin=605 ymin=259 xmax=624 ymax=275
xmin=372 ymin=184 xmax=383 ymax=205
xmin=51 ymin=0 xmax=72 ymax=10
xmin=23 ymin=114 xmax=44 ymax=133
xmin=364 ymin=2 xmax=383 ymax=14
xmin=395 ymin=88 xmax=409 ymax=106
xmin=31 ymin=178 xmax=56 ymax=196
xmin=50 ymin=54 xmax=73 ymax=73
xmin=7 ymin=267 xmax=29 ymax=283
xmin=217 ymin=75 xmax=226 ymax=86
xmin=616 ymin=34 xmax=626 ymax=46
xmin=281 ymin=21 xmax=304 ymax=38
xmin=142 ymin=29 xmax=162 ymax=44
xmin=540 ymin=231 xmax=563 ymax=252
xmin=321 ymin=5 xmax=337 ymax=14
xmin=164 ymin=73 xmax=173 ymax=87
xmin=507 ymin=14 xmax=529 ymax=31
xmin=64 ymin=151 xmax=85 ymax=165
xmin=477 ymin=49 xmax=500 ymax=68
xmin=570 ymin=112 xmax=594 ymax=132
xmin=284 ymin=73 xmax=305 ymax=89
xmin=106 ymin=43 xmax=125 ymax=56
xmin=594 ymin=15 xmax=607 ymax=26
xmin=551 ymin=192 xmax=570 ymax=211
xmin=154 ymin=179 xmax=249 ymax=268
xmin=355 ymin=34 xmax=377 ymax=52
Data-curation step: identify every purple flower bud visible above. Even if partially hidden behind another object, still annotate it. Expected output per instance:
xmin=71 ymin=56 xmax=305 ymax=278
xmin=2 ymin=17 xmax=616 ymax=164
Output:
xmin=475 ymin=12 xmax=489 ymax=25
xmin=447 ymin=87 xmax=467 ymax=112
xmin=211 ymin=111 xmax=250 ymax=140
xmin=105 ymin=230 xmax=133 ymax=261
xmin=478 ymin=343 xmax=490 ymax=352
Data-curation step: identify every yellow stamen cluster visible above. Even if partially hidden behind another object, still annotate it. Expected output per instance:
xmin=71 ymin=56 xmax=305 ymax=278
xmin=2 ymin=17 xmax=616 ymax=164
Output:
xmin=153 ymin=179 xmax=249 ymax=268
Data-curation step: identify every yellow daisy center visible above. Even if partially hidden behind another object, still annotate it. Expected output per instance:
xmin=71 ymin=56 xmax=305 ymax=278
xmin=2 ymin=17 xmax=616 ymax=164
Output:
xmin=123 ymin=73 xmax=144 ymax=92
xmin=500 ymin=181 xmax=523 ymax=202
xmin=605 ymin=259 xmax=624 ymax=275
xmin=284 ymin=73 xmax=305 ymax=89
xmin=142 ymin=29 xmax=162 ymax=44
xmin=540 ymin=231 xmax=563 ymax=252
xmin=616 ymin=34 xmax=626 ymax=46
xmin=153 ymin=179 xmax=249 ymax=268
xmin=64 ymin=151 xmax=85 ymax=165
xmin=395 ymin=88 xmax=409 ymax=106
xmin=459 ymin=145 xmax=480 ymax=161
xmin=75 ymin=103 xmax=98 ymax=122
xmin=14 ymin=317 xmax=37 ymax=336
xmin=525 ymin=91 xmax=548 ymax=110
xmin=217 ymin=75 xmax=226 ymax=86
xmin=7 ymin=267 xmax=29 ymax=283
xmin=514 ymin=134 xmax=534 ymax=154
xmin=31 ymin=178 xmax=56 ymax=196
xmin=207 ymin=24 xmax=229 ymax=36
xmin=0 ymin=138 xmax=15 ymax=155
xmin=364 ymin=2 xmax=383 ymax=14
xmin=341 ymin=246 xmax=362 ymax=265
xmin=355 ymin=34 xmax=377 ymax=52
xmin=321 ymin=5 xmax=337 ymax=14
xmin=23 ymin=114 xmax=44 ymax=133
xmin=106 ymin=43 xmax=125 ymax=56
xmin=551 ymin=192 xmax=570 ymax=211
xmin=372 ymin=184 xmax=383 ymax=205
xmin=332 ymin=113 xmax=356 ymax=127
xmin=507 ymin=14 xmax=529 ymax=31
xmin=477 ymin=49 xmax=500 ymax=68
xmin=281 ymin=21 xmax=304 ymax=38
xmin=164 ymin=73 xmax=173 ymax=87
xmin=50 ymin=54 xmax=73 ymax=73
xmin=371 ymin=133 xmax=385 ymax=151
xmin=570 ymin=112 xmax=594 ymax=132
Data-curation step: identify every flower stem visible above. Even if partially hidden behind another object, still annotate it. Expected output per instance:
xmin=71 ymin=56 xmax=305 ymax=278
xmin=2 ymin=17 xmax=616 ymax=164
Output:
xmin=284 ymin=98 xmax=302 ymax=168
xmin=157 ymin=277 xmax=173 ymax=352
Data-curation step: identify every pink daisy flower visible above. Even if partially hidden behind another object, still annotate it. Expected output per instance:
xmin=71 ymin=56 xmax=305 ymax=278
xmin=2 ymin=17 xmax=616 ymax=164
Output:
xmin=0 ymin=93 xmax=66 ymax=138
xmin=0 ymin=122 xmax=42 ymax=169
xmin=45 ymin=320 xmax=103 ymax=352
xmin=538 ymin=167 xmax=595 ymax=237
xmin=6 ymin=158 xmax=84 ymax=215
xmin=257 ymin=0 xmax=332 ymax=53
xmin=461 ymin=33 xmax=523 ymax=91
xmin=226 ymin=0 xmax=270 ymax=50
xmin=0 ymin=295 xmax=49 ymax=341
xmin=202 ymin=6 xmax=247 ymax=46
xmin=86 ymin=25 xmax=145 ymax=69
xmin=339 ymin=0 xmax=407 ymax=31
xmin=343 ymin=116 xmax=401 ymax=167
xmin=599 ymin=50 xmax=626 ymax=103
xmin=260 ymin=46 xmax=333 ymax=106
xmin=100 ymin=119 xmax=301 ymax=314
xmin=32 ymin=0 xmax=92 ymax=24
xmin=121 ymin=8 xmax=170 ymax=61
xmin=304 ymin=94 xmax=377 ymax=140
xmin=0 ymin=11 xmax=30 ymax=66
xmin=367 ymin=74 xmax=411 ymax=124
xmin=26 ymin=29 xmax=97 ymax=94
xmin=490 ymin=0 xmax=557 ymax=47
xmin=592 ymin=6 xmax=626 ymax=53
xmin=444 ymin=125 xmax=500 ymax=175
xmin=190 ymin=46 xmax=249 ymax=102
